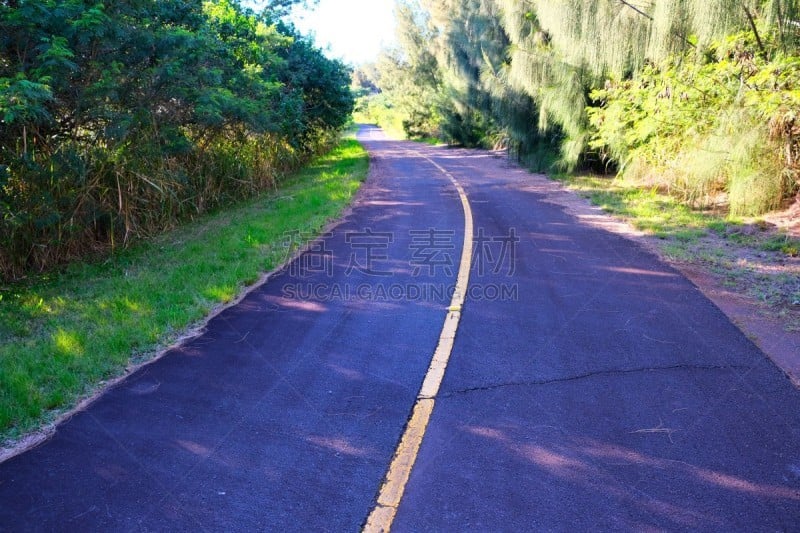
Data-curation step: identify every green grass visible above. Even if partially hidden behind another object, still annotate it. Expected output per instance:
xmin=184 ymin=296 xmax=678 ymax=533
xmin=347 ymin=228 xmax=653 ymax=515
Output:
xmin=556 ymin=173 xmax=800 ymax=251
xmin=414 ymin=136 xmax=444 ymax=145
xmin=0 ymin=137 xmax=368 ymax=442
xmin=554 ymin=174 xmax=719 ymax=241
xmin=760 ymin=234 xmax=800 ymax=257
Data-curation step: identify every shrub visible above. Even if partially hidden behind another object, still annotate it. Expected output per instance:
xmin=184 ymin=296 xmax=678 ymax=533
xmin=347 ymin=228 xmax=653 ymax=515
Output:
xmin=589 ymin=33 xmax=799 ymax=216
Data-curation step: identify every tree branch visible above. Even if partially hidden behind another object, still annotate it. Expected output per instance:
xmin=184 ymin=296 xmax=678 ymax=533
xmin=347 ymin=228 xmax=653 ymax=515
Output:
xmin=617 ymin=0 xmax=653 ymax=21
xmin=615 ymin=0 xmax=697 ymax=49
xmin=743 ymin=5 xmax=768 ymax=60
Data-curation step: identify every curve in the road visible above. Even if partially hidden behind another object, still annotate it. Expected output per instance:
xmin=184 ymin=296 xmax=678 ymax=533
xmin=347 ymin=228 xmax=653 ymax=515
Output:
xmin=364 ymin=153 xmax=475 ymax=532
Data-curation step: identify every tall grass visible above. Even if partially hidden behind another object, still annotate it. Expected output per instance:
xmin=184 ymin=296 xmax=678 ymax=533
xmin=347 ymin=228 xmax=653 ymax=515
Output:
xmin=0 ymin=130 xmax=340 ymax=282
xmin=627 ymin=112 xmax=788 ymax=216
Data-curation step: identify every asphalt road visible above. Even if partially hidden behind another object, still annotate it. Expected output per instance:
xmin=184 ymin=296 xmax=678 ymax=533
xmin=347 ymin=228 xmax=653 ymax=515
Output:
xmin=1 ymin=125 xmax=799 ymax=531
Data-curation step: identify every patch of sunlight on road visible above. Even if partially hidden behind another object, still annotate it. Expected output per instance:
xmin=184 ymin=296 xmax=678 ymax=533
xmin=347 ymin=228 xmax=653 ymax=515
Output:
xmin=306 ymin=435 xmax=374 ymax=458
xmin=604 ymin=266 xmax=679 ymax=278
xmin=176 ymin=439 xmax=212 ymax=458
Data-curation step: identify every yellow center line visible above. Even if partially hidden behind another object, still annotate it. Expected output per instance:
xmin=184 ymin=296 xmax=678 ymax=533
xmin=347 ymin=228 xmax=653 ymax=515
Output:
xmin=363 ymin=154 xmax=474 ymax=533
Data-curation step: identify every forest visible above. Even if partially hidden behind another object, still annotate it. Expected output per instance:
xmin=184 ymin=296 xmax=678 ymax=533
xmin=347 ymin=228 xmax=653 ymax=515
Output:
xmin=357 ymin=0 xmax=800 ymax=217
xmin=0 ymin=0 xmax=353 ymax=282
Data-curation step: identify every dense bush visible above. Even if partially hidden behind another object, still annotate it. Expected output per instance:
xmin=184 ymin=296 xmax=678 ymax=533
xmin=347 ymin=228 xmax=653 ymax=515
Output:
xmin=589 ymin=33 xmax=799 ymax=215
xmin=0 ymin=0 xmax=353 ymax=281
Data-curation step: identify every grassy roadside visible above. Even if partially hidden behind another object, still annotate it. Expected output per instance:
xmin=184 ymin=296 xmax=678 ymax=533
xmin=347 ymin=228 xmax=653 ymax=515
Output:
xmin=0 ymin=137 xmax=369 ymax=443
xmin=555 ymin=174 xmax=800 ymax=330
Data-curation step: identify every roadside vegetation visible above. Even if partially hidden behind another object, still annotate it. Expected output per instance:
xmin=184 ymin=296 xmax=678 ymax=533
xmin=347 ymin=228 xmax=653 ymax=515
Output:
xmin=0 ymin=0 xmax=365 ymax=442
xmin=0 ymin=137 xmax=368 ymax=443
xmin=351 ymin=68 xmax=439 ymax=143
xmin=358 ymin=0 xmax=799 ymax=216
xmin=0 ymin=0 xmax=353 ymax=282
xmin=352 ymin=93 xmax=406 ymax=140
xmin=351 ymin=67 xmax=405 ymax=139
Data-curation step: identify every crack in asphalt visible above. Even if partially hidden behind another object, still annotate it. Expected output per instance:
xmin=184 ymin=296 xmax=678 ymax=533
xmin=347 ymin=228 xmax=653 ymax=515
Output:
xmin=439 ymin=364 xmax=754 ymax=397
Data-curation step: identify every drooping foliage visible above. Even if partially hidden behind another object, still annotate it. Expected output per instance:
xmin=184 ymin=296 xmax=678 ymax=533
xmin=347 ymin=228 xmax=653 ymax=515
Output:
xmin=0 ymin=0 xmax=352 ymax=280
xmin=376 ymin=0 xmax=799 ymax=214
xmin=503 ymin=0 xmax=800 ymax=173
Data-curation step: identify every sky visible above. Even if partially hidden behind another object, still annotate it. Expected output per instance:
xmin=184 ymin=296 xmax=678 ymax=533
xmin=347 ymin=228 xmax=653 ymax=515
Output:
xmin=289 ymin=0 xmax=398 ymax=65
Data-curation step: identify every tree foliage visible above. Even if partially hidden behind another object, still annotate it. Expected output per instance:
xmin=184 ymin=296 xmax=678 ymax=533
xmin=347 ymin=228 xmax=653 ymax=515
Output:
xmin=0 ymin=0 xmax=352 ymax=280
xmin=377 ymin=0 xmax=799 ymax=212
xmin=589 ymin=31 xmax=800 ymax=214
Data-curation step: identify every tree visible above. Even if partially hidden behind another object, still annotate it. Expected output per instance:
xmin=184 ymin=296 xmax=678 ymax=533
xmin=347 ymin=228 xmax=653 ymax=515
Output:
xmin=380 ymin=0 xmax=799 ymax=211
xmin=0 ymin=0 xmax=353 ymax=279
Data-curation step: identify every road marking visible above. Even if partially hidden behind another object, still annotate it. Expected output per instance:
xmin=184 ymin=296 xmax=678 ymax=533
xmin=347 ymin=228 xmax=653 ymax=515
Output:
xmin=364 ymin=154 xmax=474 ymax=532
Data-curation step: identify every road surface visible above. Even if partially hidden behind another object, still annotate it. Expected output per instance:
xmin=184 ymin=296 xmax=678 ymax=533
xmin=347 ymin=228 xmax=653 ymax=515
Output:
xmin=1 ymin=125 xmax=799 ymax=531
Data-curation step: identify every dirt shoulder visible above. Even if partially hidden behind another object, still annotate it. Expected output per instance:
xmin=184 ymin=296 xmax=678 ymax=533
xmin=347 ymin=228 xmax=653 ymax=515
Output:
xmin=514 ymin=164 xmax=800 ymax=387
